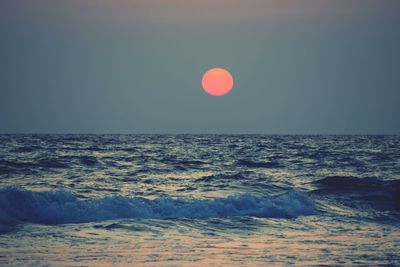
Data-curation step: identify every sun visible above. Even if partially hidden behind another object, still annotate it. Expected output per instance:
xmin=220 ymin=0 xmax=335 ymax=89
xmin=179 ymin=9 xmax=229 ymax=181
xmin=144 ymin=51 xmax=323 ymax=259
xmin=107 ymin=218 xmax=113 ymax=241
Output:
xmin=201 ymin=68 xmax=234 ymax=96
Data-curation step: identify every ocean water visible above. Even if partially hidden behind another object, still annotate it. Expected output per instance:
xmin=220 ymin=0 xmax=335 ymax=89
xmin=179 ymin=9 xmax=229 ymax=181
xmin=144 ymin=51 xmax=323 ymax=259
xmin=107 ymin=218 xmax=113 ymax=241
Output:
xmin=0 ymin=134 xmax=399 ymax=266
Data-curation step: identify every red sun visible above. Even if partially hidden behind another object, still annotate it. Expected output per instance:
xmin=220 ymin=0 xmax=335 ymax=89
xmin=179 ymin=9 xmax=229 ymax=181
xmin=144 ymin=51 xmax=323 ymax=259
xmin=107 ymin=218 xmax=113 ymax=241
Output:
xmin=201 ymin=68 xmax=234 ymax=96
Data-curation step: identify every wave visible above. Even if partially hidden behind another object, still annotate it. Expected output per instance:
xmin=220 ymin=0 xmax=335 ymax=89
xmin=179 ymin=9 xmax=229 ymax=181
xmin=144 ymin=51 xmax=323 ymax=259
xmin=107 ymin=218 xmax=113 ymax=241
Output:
xmin=0 ymin=188 xmax=316 ymax=225
xmin=236 ymin=159 xmax=281 ymax=168
xmin=12 ymin=146 xmax=40 ymax=153
xmin=0 ymin=158 xmax=68 ymax=173
xmin=78 ymin=156 xmax=99 ymax=166
xmin=312 ymin=176 xmax=400 ymax=190
xmin=312 ymin=176 xmax=400 ymax=211
xmin=161 ymin=157 xmax=207 ymax=168
xmin=195 ymin=173 xmax=246 ymax=182
xmin=0 ymin=155 xmax=101 ymax=175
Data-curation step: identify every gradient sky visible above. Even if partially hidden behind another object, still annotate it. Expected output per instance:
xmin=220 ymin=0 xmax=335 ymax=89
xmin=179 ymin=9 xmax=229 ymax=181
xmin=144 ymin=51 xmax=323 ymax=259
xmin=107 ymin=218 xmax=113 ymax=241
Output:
xmin=1 ymin=0 xmax=399 ymax=134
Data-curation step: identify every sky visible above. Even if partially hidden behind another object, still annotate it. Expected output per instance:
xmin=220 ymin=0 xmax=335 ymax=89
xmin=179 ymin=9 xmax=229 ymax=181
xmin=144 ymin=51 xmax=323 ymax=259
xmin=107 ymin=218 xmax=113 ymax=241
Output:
xmin=1 ymin=0 xmax=399 ymax=134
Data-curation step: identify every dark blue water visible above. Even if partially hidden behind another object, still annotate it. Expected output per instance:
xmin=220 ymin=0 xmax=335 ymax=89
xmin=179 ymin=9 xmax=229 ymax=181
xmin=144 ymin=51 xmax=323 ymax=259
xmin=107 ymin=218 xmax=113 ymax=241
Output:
xmin=1 ymin=135 xmax=399 ymax=266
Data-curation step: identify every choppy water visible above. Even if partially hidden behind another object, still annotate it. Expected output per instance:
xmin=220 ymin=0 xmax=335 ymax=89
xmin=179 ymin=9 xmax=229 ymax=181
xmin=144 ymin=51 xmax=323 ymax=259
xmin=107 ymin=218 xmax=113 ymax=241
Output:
xmin=0 ymin=134 xmax=399 ymax=266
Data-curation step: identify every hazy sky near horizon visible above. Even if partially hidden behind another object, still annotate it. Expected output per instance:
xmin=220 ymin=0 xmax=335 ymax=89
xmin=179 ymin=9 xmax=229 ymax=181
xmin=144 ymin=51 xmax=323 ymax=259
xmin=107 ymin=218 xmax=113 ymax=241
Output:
xmin=1 ymin=0 xmax=400 ymax=134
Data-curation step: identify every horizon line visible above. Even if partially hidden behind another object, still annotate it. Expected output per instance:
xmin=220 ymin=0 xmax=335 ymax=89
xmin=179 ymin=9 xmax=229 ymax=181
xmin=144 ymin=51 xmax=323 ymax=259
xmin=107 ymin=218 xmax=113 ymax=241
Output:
xmin=0 ymin=132 xmax=398 ymax=136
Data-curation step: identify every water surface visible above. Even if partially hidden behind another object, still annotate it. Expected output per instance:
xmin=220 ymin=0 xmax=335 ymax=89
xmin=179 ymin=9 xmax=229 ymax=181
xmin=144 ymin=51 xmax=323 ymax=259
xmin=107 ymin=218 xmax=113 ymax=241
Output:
xmin=1 ymin=135 xmax=399 ymax=266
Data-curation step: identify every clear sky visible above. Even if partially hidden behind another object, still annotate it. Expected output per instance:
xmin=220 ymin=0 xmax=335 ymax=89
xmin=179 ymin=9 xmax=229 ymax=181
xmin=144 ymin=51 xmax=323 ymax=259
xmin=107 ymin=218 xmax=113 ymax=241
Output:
xmin=1 ymin=0 xmax=399 ymax=134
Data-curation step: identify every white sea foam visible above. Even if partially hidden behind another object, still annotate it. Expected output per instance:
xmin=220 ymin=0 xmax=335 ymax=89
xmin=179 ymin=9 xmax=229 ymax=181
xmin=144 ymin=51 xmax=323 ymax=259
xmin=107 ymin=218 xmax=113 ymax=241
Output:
xmin=0 ymin=188 xmax=316 ymax=225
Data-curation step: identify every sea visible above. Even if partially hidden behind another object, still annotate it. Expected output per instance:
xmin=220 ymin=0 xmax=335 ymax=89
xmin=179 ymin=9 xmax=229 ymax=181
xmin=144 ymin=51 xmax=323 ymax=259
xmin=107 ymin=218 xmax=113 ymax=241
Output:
xmin=0 ymin=134 xmax=399 ymax=266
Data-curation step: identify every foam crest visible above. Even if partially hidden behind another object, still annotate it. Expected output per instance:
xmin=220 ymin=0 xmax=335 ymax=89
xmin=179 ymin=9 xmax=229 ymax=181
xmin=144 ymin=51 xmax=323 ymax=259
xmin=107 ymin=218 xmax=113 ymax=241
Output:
xmin=0 ymin=188 xmax=316 ymax=225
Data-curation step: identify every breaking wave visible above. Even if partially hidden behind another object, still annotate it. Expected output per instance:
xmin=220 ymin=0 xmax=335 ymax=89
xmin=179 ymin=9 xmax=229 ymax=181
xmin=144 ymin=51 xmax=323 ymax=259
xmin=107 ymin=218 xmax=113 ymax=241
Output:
xmin=0 ymin=188 xmax=316 ymax=225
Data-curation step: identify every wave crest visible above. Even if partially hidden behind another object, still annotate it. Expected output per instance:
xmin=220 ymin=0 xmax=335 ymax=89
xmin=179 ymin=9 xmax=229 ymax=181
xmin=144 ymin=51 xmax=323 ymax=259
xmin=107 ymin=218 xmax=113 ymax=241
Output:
xmin=0 ymin=188 xmax=316 ymax=225
xmin=312 ymin=176 xmax=400 ymax=211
